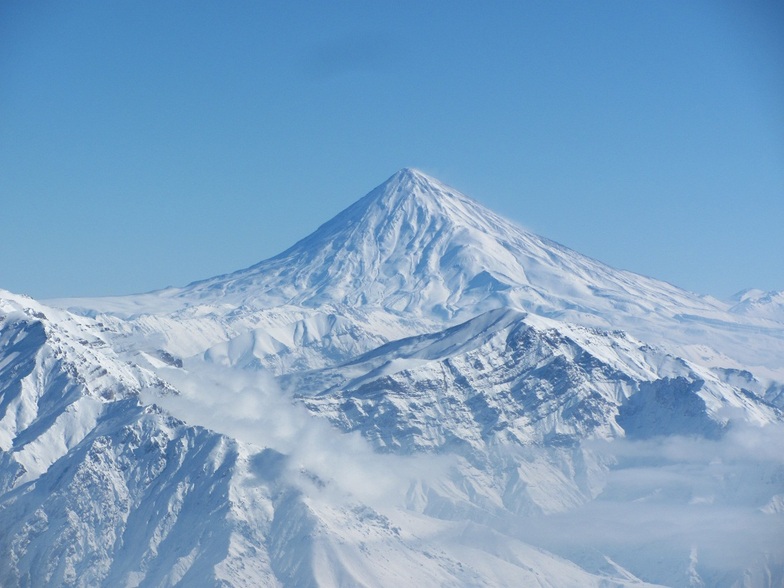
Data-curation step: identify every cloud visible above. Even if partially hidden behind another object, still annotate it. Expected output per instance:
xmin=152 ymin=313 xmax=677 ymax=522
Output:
xmin=514 ymin=422 xmax=784 ymax=585
xmin=143 ymin=363 xmax=452 ymax=509
xmin=142 ymin=364 xmax=784 ymax=584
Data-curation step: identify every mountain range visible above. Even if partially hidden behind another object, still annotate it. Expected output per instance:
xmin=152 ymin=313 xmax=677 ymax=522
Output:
xmin=1 ymin=168 xmax=782 ymax=587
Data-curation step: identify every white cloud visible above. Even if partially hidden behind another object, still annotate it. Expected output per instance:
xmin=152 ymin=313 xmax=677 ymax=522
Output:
xmin=516 ymin=423 xmax=784 ymax=584
xmin=142 ymin=363 xmax=784 ymax=584
xmin=143 ymin=363 xmax=452 ymax=509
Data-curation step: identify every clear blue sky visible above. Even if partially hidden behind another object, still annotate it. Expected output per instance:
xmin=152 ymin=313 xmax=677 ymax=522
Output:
xmin=2 ymin=1 xmax=782 ymax=299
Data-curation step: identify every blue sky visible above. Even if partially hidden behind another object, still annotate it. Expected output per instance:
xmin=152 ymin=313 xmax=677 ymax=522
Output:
xmin=2 ymin=1 xmax=782 ymax=299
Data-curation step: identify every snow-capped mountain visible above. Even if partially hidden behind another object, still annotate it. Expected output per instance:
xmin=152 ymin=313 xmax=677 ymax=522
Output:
xmin=2 ymin=169 xmax=783 ymax=586
xmin=729 ymin=288 xmax=784 ymax=324
xmin=56 ymin=168 xmax=784 ymax=373
xmin=179 ymin=168 xmax=703 ymax=318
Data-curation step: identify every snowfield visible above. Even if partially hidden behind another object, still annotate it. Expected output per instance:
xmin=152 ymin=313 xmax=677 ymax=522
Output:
xmin=1 ymin=169 xmax=782 ymax=587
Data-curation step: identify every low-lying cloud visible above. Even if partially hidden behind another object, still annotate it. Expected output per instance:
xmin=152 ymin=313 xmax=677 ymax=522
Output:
xmin=144 ymin=363 xmax=451 ymax=508
xmin=516 ymin=422 xmax=784 ymax=585
xmin=144 ymin=363 xmax=784 ymax=584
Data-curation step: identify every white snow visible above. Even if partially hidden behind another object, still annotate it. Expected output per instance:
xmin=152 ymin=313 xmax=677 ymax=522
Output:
xmin=1 ymin=169 xmax=782 ymax=586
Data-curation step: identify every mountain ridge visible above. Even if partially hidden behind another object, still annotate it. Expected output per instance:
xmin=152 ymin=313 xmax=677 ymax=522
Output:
xmin=3 ymin=170 xmax=782 ymax=586
xmin=51 ymin=169 xmax=784 ymax=372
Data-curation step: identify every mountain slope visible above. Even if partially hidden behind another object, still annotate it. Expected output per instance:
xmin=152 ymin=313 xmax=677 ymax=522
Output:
xmin=730 ymin=289 xmax=784 ymax=324
xmin=181 ymin=169 xmax=710 ymax=315
xmin=55 ymin=169 xmax=784 ymax=373
xmin=0 ymin=297 xmax=673 ymax=587
xmin=291 ymin=308 xmax=776 ymax=451
xmin=3 ymin=169 xmax=783 ymax=586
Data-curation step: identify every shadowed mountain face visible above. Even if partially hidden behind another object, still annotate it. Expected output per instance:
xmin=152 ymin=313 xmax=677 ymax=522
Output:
xmin=1 ymin=170 xmax=783 ymax=587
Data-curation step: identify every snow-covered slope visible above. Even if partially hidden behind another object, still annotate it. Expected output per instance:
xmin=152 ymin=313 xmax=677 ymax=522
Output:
xmin=0 ymin=291 xmax=169 ymax=489
xmin=178 ymin=169 xmax=713 ymax=317
xmin=3 ymin=169 xmax=784 ymax=586
xmin=291 ymin=308 xmax=776 ymax=451
xmin=55 ymin=169 xmax=784 ymax=374
xmin=0 ymin=295 xmax=671 ymax=588
xmin=729 ymin=289 xmax=784 ymax=324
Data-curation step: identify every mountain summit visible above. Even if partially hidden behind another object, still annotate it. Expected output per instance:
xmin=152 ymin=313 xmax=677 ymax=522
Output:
xmin=182 ymin=169 xmax=702 ymax=317
xmin=362 ymin=167 xmax=453 ymax=207
xmin=53 ymin=169 xmax=784 ymax=369
xmin=181 ymin=166 xmax=532 ymax=318
xmin=168 ymin=169 xmax=766 ymax=357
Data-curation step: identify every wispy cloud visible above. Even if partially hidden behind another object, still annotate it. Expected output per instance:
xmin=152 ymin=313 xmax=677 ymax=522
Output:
xmin=516 ymin=423 xmax=784 ymax=584
xmin=144 ymin=364 xmax=452 ymax=508
xmin=143 ymin=364 xmax=784 ymax=584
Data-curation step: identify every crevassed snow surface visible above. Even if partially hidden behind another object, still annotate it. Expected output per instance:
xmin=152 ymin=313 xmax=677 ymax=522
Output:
xmin=2 ymin=169 xmax=783 ymax=587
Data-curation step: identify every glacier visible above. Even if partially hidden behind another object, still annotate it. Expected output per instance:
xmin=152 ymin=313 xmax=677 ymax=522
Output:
xmin=1 ymin=168 xmax=782 ymax=587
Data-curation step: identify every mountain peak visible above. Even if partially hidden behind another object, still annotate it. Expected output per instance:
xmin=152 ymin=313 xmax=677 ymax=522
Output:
xmin=56 ymin=167 xmax=784 ymax=369
xmin=391 ymin=166 xmax=428 ymax=180
xmin=180 ymin=168 xmax=526 ymax=316
xmin=371 ymin=167 xmax=456 ymax=209
xmin=173 ymin=169 xmax=729 ymax=341
xmin=388 ymin=167 xmax=437 ymax=185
